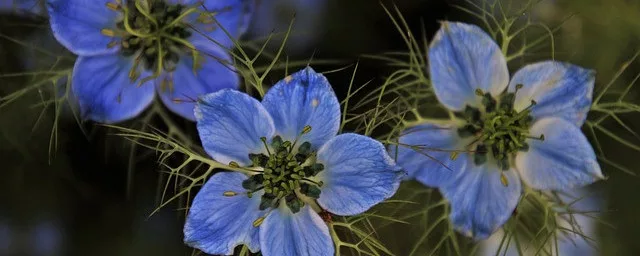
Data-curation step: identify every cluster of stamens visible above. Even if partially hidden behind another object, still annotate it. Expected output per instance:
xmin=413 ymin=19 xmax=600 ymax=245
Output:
xmin=102 ymin=0 xmax=229 ymax=86
xmin=225 ymin=126 xmax=325 ymax=226
xmin=454 ymin=85 xmax=544 ymax=185
xmin=117 ymin=1 xmax=191 ymax=73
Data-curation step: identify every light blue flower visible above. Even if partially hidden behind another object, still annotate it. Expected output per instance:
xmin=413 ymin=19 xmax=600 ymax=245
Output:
xmin=46 ymin=0 xmax=254 ymax=123
xmin=394 ymin=22 xmax=604 ymax=239
xmin=184 ymin=67 xmax=405 ymax=255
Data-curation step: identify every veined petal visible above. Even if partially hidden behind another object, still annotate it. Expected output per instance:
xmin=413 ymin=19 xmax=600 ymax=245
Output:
xmin=393 ymin=123 xmax=468 ymax=187
xmin=261 ymin=67 xmax=340 ymax=150
xmin=440 ymin=158 xmax=522 ymax=240
xmin=509 ymin=61 xmax=596 ymax=126
xmin=515 ymin=117 xmax=604 ymax=190
xmin=428 ymin=21 xmax=509 ymax=110
xmin=259 ymin=205 xmax=333 ymax=256
xmin=158 ymin=44 xmax=238 ymax=121
xmin=316 ymin=133 xmax=404 ymax=216
xmin=184 ymin=172 xmax=263 ymax=255
xmin=195 ymin=90 xmax=275 ymax=166
xmin=47 ymin=0 xmax=121 ymax=55
xmin=72 ymin=54 xmax=154 ymax=123
xmin=181 ymin=0 xmax=255 ymax=48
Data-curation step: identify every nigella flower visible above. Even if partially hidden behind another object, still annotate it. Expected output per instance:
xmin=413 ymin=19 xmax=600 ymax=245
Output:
xmin=184 ymin=67 xmax=405 ymax=255
xmin=46 ymin=0 xmax=254 ymax=123
xmin=394 ymin=22 xmax=604 ymax=239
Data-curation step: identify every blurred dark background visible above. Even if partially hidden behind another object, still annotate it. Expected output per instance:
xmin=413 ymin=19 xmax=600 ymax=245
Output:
xmin=1 ymin=0 xmax=639 ymax=255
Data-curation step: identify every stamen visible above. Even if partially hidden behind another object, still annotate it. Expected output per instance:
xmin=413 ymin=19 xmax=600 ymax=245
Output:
xmin=252 ymin=217 xmax=265 ymax=227
xmin=106 ymin=2 xmax=121 ymax=11
xmin=500 ymin=173 xmax=509 ymax=187
xmin=449 ymin=151 xmax=459 ymax=160
xmin=223 ymin=191 xmax=237 ymax=197
xmin=101 ymin=29 xmax=116 ymax=37
xmin=302 ymin=125 xmax=312 ymax=134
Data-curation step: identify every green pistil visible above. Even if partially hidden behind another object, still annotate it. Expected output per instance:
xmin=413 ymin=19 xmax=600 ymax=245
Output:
xmin=457 ymin=85 xmax=541 ymax=170
xmin=242 ymin=131 xmax=324 ymax=214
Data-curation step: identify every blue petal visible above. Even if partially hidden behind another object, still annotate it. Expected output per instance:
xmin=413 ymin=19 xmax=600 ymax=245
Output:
xmin=259 ymin=205 xmax=333 ymax=256
xmin=557 ymin=189 xmax=601 ymax=256
xmin=478 ymin=231 xmax=518 ymax=256
xmin=47 ymin=0 xmax=120 ymax=56
xmin=184 ymin=172 xmax=263 ymax=255
xmin=72 ymin=54 xmax=155 ymax=123
xmin=393 ymin=123 xmax=468 ymax=187
xmin=428 ymin=22 xmax=509 ymax=111
xmin=440 ymin=159 xmax=522 ymax=240
xmin=261 ymin=67 xmax=340 ymax=150
xmin=158 ymin=44 xmax=239 ymax=121
xmin=181 ymin=0 xmax=255 ymax=48
xmin=316 ymin=133 xmax=404 ymax=216
xmin=515 ymin=117 xmax=604 ymax=190
xmin=509 ymin=61 xmax=596 ymax=126
xmin=195 ymin=90 xmax=275 ymax=166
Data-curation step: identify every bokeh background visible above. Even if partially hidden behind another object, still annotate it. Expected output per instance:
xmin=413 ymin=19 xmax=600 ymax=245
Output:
xmin=1 ymin=0 xmax=639 ymax=255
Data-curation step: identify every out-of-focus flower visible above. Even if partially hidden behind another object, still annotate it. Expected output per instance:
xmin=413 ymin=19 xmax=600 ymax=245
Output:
xmin=46 ymin=0 xmax=255 ymax=123
xmin=248 ymin=0 xmax=328 ymax=53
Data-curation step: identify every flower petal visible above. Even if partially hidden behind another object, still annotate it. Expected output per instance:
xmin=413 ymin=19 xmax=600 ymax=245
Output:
xmin=441 ymin=158 xmax=522 ymax=240
xmin=184 ymin=172 xmax=263 ymax=255
xmin=195 ymin=90 xmax=275 ymax=166
xmin=515 ymin=117 xmax=604 ymax=190
xmin=46 ymin=0 xmax=121 ymax=55
xmin=428 ymin=21 xmax=509 ymax=110
xmin=259 ymin=205 xmax=333 ymax=256
xmin=557 ymin=189 xmax=601 ymax=256
xmin=72 ymin=54 xmax=154 ymax=123
xmin=316 ymin=133 xmax=404 ymax=216
xmin=261 ymin=67 xmax=340 ymax=150
xmin=158 ymin=44 xmax=239 ymax=121
xmin=509 ymin=61 xmax=596 ymax=126
xmin=182 ymin=0 xmax=255 ymax=48
xmin=393 ymin=123 xmax=468 ymax=187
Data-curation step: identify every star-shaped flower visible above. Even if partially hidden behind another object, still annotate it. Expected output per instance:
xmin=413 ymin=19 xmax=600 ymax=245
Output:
xmin=394 ymin=22 xmax=604 ymax=239
xmin=46 ymin=0 xmax=254 ymax=122
xmin=184 ymin=67 xmax=405 ymax=255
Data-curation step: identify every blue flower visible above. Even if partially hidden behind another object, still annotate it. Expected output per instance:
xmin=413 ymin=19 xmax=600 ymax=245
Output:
xmin=394 ymin=22 xmax=604 ymax=239
xmin=184 ymin=67 xmax=405 ymax=255
xmin=46 ymin=0 xmax=254 ymax=123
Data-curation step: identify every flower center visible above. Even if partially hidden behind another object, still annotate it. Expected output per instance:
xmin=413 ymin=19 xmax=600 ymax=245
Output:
xmin=101 ymin=0 xmax=230 ymax=86
xmin=117 ymin=1 xmax=192 ymax=73
xmin=455 ymin=85 xmax=544 ymax=172
xmin=225 ymin=125 xmax=324 ymax=222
